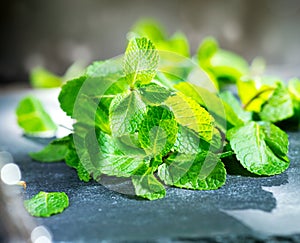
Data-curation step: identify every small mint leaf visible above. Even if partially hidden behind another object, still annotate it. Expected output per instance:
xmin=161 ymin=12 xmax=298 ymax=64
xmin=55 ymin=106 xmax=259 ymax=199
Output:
xmin=24 ymin=191 xmax=69 ymax=217
xmin=124 ymin=37 xmax=159 ymax=87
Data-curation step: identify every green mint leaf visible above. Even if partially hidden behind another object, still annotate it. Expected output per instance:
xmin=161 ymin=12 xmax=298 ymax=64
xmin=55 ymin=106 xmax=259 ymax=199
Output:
xmin=124 ymin=37 xmax=159 ymax=87
xmin=156 ymin=32 xmax=190 ymax=57
xmin=86 ymin=59 xmax=123 ymax=78
xmin=24 ymin=191 xmax=69 ymax=217
xmin=59 ymin=76 xmax=86 ymax=117
xmin=130 ymin=19 xmax=166 ymax=42
xmin=138 ymin=82 xmax=173 ymax=105
xmin=259 ymin=83 xmax=294 ymax=122
xmin=158 ymin=152 xmax=226 ymax=190
xmin=174 ymin=82 xmax=239 ymax=132
xmin=30 ymin=67 xmax=63 ymax=88
xmin=165 ymin=93 xmax=214 ymax=142
xmin=288 ymin=78 xmax=300 ymax=101
xmin=219 ymin=91 xmax=252 ymax=123
xmin=16 ymin=96 xmax=57 ymax=136
xmin=138 ymin=106 xmax=178 ymax=157
xmin=98 ymin=131 xmax=150 ymax=177
xmin=227 ymin=121 xmax=290 ymax=175
xmin=29 ymin=135 xmax=71 ymax=162
xmin=260 ymin=122 xmax=289 ymax=162
xmin=65 ymin=137 xmax=91 ymax=182
xmin=288 ymin=78 xmax=300 ymax=114
xmin=110 ymin=91 xmax=146 ymax=137
xmin=173 ymin=125 xmax=221 ymax=154
xmin=236 ymin=76 xmax=279 ymax=112
xmin=197 ymin=37 xmax=218 ymax=63
xmin=173 ymin=125 xmax=205 ymax=154
xmin=132 ymin=173 xmax=166 ymax=200
xmin=198 ymin=37 xmax=249 ymax=84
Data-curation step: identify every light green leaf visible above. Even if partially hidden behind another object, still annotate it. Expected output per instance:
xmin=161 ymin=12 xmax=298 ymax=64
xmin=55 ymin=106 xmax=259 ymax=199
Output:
xmin=29 ymin=135 xmax=71 ymax=162
xmin=259 ymin=83 xmax=294 ymax=122
xmin=288 ymin=78 xmax=300 ymax=101
xmin=236 ymin=76 xmax=278 ymax=112
xmin=174 ymin=82 xmax=238 ymax=132
xmin=16 ymin=96 xmax=57 ymax=136
xmin=227 ymin=121 xmax=290 ymax=175
xmin=156 ymin=32 xmax=190 ymax=57
xmin=24 ymin=191 xmax=69 ymax=217
xmin=138 ymin=106 xmax=178 ymax=157
xmin=30 ymin=67 xmax=63 ymax=88
xmin=173 ymin=125 xmax=221 ymax=154
xmin=165 ymin=92 xmax=214 ymax=142
xmin=219 ymin=91 xmax=252 ymax=122
xmin=197 ymin=37 xmax=249 ymax=83
xmin=124 ymin=37 xmax=159 ymax=87
xmin=59 ymin=76 xmax=86 ymax=117
xmin=132 ymin=173 xmax=166 ymax=200
xmin=85 ymin=59 xmax=123 ymax=78
xmin=138 ymin=82 xmax=173 ymax=105
xmin=130 ymin=18 xmax=166 ymax=42
xmin=110 ymin=90 xmax=146 ymax=137
xmin=158 ymin=152 xmax=226 ymax=190
xmin=97 ymin=131 xmax=150 ymax=177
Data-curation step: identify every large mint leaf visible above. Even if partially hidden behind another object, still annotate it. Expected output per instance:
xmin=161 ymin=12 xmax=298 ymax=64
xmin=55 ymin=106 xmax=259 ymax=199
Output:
xmin=165 ymin=93 xmax=214 ymax=142
xmin=97 ymin=131 xmax=150 ymax=177
xmin=173 ymin=125 xmax=221 ymax=154
xmin=174 ymin=82 xmax=243 ymax=131
xmin=132 ymin=173 xmax=166 ymax=200
xmin=109 ymin=90 xmax=146 ymax=137
xmin=24 ymin=191 xmax=69 ymax=217
xmin=260 ymin=122 xmax=289 ymax=162
xmin=227 ymin=121 xmax=290 ymax=175
xmin=123 ymin=37 xmax=159 ymax=87
xmin=16 ymin=96 xmax=57 ymax=136
xmin=259 ymin=83 xmax=294 ymax=122
xmin=138 ymin=82 xmax=173 ymax=105
xmin=138 ymin=106 xmax=178 ymax=157
xmin=158 ymin=152 xmax=226 ymax=190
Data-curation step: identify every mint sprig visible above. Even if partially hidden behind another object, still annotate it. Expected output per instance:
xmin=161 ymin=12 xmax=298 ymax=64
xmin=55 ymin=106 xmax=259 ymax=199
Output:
xmin=18 ymin=30 xmax=298 ymax=202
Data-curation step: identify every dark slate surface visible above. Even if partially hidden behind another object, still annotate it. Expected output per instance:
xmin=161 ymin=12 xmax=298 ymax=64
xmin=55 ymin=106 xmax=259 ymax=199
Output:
xmin=1 ymin=89 xmax=300 ymax=242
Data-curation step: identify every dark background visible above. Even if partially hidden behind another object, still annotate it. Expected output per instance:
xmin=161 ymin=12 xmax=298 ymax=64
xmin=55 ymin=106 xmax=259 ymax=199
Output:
xmin=1 ymin=0 xmax=300 ymax=86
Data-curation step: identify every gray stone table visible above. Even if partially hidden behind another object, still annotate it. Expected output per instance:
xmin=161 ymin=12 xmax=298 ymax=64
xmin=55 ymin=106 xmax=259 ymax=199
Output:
xmin=1 ymin=89 xmax=300 ymax=242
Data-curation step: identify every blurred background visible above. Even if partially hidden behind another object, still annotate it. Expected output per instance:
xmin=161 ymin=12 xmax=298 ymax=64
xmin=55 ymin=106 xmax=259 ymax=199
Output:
xmin=1 ymin=0 xmax=300 ymax=87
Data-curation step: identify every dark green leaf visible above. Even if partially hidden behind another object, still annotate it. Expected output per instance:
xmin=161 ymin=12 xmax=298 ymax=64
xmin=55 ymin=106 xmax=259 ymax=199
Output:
xmin=138 ymin=106 xmax=178 ymax=157
xmin=132 ymin=173 xmax=166 ymax=200
xmin=110 ymin=91 xmax=146 ymax=137
xmin=158 ymin=152 xmax=226 ymax=190
xmin=29 ymin=135 xmax=71 ymax=162
xmin=260 ymin=83 xmax=294 ymax=122
xmin=227 ymin=121 xmax=290 ymax=175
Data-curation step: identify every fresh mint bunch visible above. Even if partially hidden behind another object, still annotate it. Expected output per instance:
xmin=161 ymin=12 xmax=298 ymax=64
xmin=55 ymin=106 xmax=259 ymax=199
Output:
xmin=26 ymin=35 xmax=293 ymax=201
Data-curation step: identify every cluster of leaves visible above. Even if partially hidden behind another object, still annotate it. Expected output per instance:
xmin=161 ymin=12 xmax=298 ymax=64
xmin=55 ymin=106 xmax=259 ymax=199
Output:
xmin=19 ymin=19 xmax=300 ymax=202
